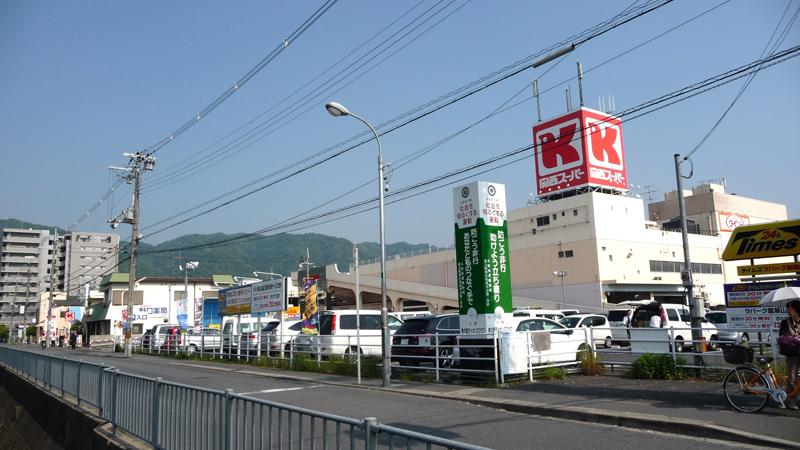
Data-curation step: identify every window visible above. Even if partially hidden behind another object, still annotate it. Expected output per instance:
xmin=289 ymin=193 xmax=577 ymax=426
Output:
xmin=666 ymin=309 xmax=680 ymax=321
xmin=565 ymin=250 xmax=573 ymax=258
xmin=388 ymin=315 xmax=403 ymax=331
xmin=573 ymin=209 xmax=578 ymax=216
xmin=536 ymin=216 xmax=550 ymax=226
xmin=552 ymin=214 xmax=557 ymax=220
xmin=541 ymin=321 xmax=563 ymax=330
xmin=436 ymin=316 xmax=459 ymax=331
xmin=558 ymin=251 xmax=564 ymax=258
xmin=561 ymin=211 xmax=565 ymax=216
xmin=609 ymin=255 xmax=613 ymax=262
xmin=531 ymin=228 xmax=537 ymax=235
xmin=288 ymin=322 xmax=303 ymax=331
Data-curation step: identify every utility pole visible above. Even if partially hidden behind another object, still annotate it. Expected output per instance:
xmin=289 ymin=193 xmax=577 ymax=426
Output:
xmin=10 ymin=284 xmax=16 ymax=344
xmin=109 ymin=152 xmax=156 ymax=358
xmin=46 ymin=230 xmax=58 ymax=348
xmin=24 ymin=262 xmax=31 ymax=342
xmin=353 ymin=243 xmax=361 ymax=385
xmin=674 ymin=154 xmax=704 ymax=364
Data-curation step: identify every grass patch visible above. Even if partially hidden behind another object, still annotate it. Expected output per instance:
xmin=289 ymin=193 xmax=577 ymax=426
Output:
xmin=579 ymin=350 xmax=604 ymax=376
xmin=630 ymin=353 xmax=687 ymax=380
xmin=134 ymin=348 xmax=383 ymax=378
xmin=540 ymin=366 xmax=567 ymax=380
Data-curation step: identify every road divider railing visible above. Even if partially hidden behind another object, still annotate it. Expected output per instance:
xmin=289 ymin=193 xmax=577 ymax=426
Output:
xmin=0 ymin=346 xmax=489 ymax=450
xmin=592 ymin=325 xmax=785 ymax=372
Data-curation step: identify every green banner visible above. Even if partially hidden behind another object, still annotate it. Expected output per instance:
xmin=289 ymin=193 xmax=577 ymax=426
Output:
xmin=453 ymin=181 xmax=513 ymax=334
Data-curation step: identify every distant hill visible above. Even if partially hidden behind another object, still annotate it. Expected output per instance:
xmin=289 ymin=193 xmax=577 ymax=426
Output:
xmin=0 ymin=218 xmax=67 ymax=234
xmin=1 ymin=218 xmax=441 ymax=279
xmin=120 ymin=232 xmax=441 ymax=279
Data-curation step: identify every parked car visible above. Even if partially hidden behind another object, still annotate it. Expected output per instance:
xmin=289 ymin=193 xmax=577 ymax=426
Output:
xmin=559 ymin=314 xmax=613 ymax=348
xmin=317 ymin=310 xmax=404 ymax=356
xmin=559 ymin=309 xmax=580 ymax=317
xmin=160 ymin=326 xmax=181 ymax=351
xmin=705 ymin=311 xmax=748 ymax=347
xmin=239 ymin=319 xmax=303 ymax=355
xmin=511 ymin=308 xmax=565 ymax=321
xmin=514 ymin=317 xmax=589 ymax=364
xmin=396 ymin=311 xmax=434 ymax=321
xmin=221 ymin=316 xmax=264 ymax=354
xmin=607 ymin=308 xmax=634 ymax=346
xmin=184 ymin=328 xmax=222 ymax=353
xmin=391 ymin=314 xmax=460 ymax=367
xmin=141 ymin=328 xmax=154 ymax=349
xmin=629 ymin=301 xmax=718 ymax=352
xmin=147 ymin=324 xmax=181 ymax=349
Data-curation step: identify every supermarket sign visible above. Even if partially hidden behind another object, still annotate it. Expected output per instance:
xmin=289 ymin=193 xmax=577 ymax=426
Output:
xmin=724 ymin=281 xmax=798 ymax=330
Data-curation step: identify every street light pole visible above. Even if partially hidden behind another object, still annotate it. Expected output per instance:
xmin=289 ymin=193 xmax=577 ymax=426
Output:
xmin=326 ymin=101 xmax=391 ymax=387
xmin=554 ymin=270 xmax=568 ymax=309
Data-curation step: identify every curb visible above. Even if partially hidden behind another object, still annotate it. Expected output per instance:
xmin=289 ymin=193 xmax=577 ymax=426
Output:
xmin=387 ymin=388 xmax=798 ymax=449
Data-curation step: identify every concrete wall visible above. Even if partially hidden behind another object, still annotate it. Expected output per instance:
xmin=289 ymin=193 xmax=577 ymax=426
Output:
xmin=0 ymin=365 xmax=124 ymax=450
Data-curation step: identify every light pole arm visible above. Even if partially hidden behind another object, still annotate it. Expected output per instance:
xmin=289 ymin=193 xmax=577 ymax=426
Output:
xmin=347 ymin=113 xmax=383 ymax=163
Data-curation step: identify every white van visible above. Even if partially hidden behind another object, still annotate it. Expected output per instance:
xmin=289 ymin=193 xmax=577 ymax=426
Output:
xmin=630 ymin=302 xmax=717 ymax=352
xmin=221 ymin=316 xmax=270 ymax=353
xmin=318 ymin=310 xmax=404 ymax=356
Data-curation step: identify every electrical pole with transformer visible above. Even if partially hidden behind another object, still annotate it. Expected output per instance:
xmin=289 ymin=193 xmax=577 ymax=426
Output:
xmin=109 ymin=152 xmax=155 ymax=358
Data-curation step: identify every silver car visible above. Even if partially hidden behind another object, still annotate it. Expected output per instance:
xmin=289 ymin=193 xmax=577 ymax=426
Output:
xmin=706 ymin=311 xmax=750 ymax=346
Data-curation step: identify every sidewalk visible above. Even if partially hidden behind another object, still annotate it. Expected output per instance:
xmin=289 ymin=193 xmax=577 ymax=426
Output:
xmin=151 ymin=355 xmax=799 ymax=448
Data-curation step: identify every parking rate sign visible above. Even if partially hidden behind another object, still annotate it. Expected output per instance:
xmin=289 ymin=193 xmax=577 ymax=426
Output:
xmin=453 ymin=181 xmax=513 ymax=334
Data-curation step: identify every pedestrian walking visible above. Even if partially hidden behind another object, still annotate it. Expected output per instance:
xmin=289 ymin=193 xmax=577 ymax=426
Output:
xmin=778 ymin=299 xmax=800 ymax=410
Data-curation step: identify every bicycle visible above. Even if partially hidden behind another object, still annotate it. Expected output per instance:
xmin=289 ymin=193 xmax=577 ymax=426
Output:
xmin=722 ymin=345 xmax=799 ymax=413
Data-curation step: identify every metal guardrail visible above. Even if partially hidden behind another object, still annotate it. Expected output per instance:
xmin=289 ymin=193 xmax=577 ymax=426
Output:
xmin=0 ymin=346 xmax=489 ymax=450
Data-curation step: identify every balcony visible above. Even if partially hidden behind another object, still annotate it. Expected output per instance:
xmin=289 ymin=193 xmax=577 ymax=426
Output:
xmin=2 ymin=246 xmax=39 ymax=255
xmin=1 ymin=256 xmax=39 ymax=264
xmin=1 ymin=235 xmax=43 ymax=245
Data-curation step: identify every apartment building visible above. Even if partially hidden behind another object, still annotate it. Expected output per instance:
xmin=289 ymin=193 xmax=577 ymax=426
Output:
xmin=0 ymin=227 xmax=119 ymax=332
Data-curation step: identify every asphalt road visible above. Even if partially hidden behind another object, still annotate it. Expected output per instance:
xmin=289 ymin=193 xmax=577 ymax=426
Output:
xmin=25 ymin=347 xmax=771 ymax=450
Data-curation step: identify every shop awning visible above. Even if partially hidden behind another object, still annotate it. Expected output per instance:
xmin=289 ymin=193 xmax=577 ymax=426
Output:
xmin=83 ymin=304 xmax=109 ymax=322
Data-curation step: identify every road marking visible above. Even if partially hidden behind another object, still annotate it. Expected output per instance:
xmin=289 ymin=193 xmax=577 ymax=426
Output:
xmin=168 ymin=362 xmax=235 ymax=372
xmin=240 ymin=385 xmax=322 ymax=396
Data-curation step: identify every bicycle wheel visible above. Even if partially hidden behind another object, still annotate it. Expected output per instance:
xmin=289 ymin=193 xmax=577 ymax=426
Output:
xmin=723 ymin=367 xmax=769 ymax=413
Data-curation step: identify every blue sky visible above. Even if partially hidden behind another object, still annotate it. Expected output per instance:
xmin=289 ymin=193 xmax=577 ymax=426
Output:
xmin=1 ymin=1 xmax=798 ymax=249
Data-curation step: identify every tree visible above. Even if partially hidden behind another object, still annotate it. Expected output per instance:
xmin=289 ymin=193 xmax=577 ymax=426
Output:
xmin=25 ymin=325 xmax=36 ymax=343
xmin=71 ymin=320 xmax=85 ymax=335
xmin=0 ymin=324 xmax=8 ymax=343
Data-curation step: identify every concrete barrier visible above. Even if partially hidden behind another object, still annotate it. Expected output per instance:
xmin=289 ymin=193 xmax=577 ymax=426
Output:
xmin=0 ymin=365 xmax=126 ymax=450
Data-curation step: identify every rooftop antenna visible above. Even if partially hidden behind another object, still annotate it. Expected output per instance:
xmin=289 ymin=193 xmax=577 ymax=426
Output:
xmin=576 ymin=62 xmax=585 ymax=107
xmin=599 ymin=96 xmax=605 ymax=113
xmin=533 ymin=80 xmax=542 ymax=122
xmin=611 ymin=95 xmax=616 ymax=114
xmin=566 ymin=86 xmax=572 ymax=111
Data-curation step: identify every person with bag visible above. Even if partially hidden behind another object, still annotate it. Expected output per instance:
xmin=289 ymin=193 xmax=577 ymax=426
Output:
xmin=778 ymin=299 xmax=800 ymax=410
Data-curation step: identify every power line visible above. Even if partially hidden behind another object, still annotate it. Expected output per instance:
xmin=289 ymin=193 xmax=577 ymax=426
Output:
xmin=136 ymin=44 xmax=800 ymax=256
xmin=142 ymin=0 xmax=464 ymax=192
xmin=684 ymin=1 xmax=800 ymax=160
xmin=67 ymin=40 xmax=799 ymax=290
xmin=138 ymin=0 xmax=675 ymax=235
xmin=144 ymin=0 xmax=339 ymax=157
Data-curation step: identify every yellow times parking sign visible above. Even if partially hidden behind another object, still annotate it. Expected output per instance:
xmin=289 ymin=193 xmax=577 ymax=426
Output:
xmin=722 ymin=219 xmax=800 ymax=261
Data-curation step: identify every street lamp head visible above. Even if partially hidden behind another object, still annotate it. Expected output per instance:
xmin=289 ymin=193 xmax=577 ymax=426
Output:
xmin=325 ymin=101 xmax=350 ymax=117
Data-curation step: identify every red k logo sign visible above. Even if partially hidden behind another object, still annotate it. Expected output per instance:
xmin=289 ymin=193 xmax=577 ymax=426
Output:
xmin=586 ymin=117 xmax=624 ymax=170
xmin=540 ymin=123 xmax=580 ymax=169
xmin=534 ymin=117 xmax=583 ymax=175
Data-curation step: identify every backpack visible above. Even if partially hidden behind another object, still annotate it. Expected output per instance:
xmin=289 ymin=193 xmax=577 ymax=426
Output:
xmin=778 ymin=335 xmax=800 ymax=357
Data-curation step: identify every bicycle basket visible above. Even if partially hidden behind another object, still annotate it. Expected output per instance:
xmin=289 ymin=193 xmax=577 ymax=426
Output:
xmin=722 ymin=345 xmax=754 ymax=364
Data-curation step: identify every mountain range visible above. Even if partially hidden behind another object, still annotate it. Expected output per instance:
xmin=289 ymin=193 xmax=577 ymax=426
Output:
xmin=1 ymin=218 xmax=440 ymax=279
